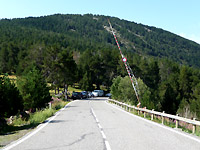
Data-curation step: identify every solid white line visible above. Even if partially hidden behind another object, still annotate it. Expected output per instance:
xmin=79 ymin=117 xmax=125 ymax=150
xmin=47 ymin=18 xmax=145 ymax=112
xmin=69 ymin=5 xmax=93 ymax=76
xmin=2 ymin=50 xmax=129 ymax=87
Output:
xmin=3 ymin=101 xmax=75 ymax=150
xmin=105 ymin=101 xmax=200 ymax=144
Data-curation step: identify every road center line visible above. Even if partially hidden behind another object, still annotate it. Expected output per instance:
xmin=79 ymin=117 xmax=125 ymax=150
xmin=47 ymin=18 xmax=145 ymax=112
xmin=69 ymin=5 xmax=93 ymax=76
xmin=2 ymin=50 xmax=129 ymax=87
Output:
xmin=90 ymin=101 xmax=111 ymax=150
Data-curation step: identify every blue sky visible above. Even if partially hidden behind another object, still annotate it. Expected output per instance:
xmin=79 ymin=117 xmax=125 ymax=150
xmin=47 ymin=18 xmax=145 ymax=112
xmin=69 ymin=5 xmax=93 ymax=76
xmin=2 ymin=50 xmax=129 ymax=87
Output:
xmin=0 ymin=0 xmax=200 ymax=44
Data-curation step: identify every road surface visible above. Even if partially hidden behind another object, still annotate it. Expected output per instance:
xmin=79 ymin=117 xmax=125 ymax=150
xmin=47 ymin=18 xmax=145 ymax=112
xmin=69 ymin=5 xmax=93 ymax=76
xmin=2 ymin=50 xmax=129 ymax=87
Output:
xmin=3 ymin=97 xmax=200 ymax=150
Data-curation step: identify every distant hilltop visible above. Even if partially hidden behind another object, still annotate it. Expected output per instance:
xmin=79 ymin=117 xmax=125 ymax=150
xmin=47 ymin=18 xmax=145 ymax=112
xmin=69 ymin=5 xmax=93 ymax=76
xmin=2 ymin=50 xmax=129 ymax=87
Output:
xmin=0 ymin=13 xmax=200 ymax=69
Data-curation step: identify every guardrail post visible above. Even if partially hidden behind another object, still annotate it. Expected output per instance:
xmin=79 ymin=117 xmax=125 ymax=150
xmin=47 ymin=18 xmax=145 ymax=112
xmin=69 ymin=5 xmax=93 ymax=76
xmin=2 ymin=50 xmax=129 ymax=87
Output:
xmin=49 ymin=102 xmax=52 ymax=109
xmin=132 ymin=107 xmax=135 ymax=113
xmin=128 ymin=106 xmax=131 ymax=112
xmin=151 ymin=109 xmax=154 ymax=120
xmin=144 ymin=111 xmax=146 ymax=118
xmin=162 ymin=111 xmax=165 ymax=124
xmin=193 ymin=118 xmax=196 ymax=134
xmin=138 ymin=110 xmax=140 ymax=115
xmin=175 ymin=114 xmax=179 ymax=128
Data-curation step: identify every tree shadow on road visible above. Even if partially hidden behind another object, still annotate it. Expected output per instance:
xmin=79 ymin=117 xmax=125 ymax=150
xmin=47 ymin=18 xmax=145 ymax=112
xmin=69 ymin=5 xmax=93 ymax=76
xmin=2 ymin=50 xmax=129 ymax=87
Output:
xmin=79 ymin=97 xmax=108 ymax=101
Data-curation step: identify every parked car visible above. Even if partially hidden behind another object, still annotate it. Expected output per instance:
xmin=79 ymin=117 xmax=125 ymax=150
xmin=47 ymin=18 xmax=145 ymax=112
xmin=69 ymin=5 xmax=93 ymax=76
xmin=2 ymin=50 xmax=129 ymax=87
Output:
xmin=81 ymin=91 xmax=87 ymax=99
xmin=105 ymin=93 xmax=111 ymax=97
xmin=87 ymin=92 xmax=94 ymax=98
xmin=92 ymin=90 xmax=104 ymax=97
xmin=71 ymin=92 xmax=82 ymax=100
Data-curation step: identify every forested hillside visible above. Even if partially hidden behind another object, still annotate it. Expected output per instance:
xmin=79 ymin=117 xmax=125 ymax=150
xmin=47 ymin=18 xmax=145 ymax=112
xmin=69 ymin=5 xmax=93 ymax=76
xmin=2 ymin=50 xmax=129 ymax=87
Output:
xmin=0 ymin=13 xmax=200 ymax=72
xmin=1 ymin=14 xmax=200 ymax=119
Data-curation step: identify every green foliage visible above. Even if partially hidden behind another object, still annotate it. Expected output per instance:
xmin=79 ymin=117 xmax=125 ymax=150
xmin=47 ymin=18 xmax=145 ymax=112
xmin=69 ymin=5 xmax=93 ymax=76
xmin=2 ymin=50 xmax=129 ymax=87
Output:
xmin=137 ymin=78 xmax=153 ymax=109
xmin=79 ymin=71 xmax=93 ymax=91
xmin=42 ymin=46 xmax=77 ymax=93
xmin=51 ymin=100 xmax=66 ymax=110
xmin=29 ymin=109 xmax=55 ymax=125
xmin=1 ymin=14 xmax=200 ymax=75
xmin=111 ymin=56 xmax=200 ymax=119
xmin=0 ymin=14 xmax=200 ymax=120
xmin=78 ymin=48 xmax=119 ymax=90
xmin=0 ymin=75 xmax=23 ymax=117
xmin=111 ymin=76 xmax=152 ymax=107
xmin=110 ymin=76 xmax=122 ymax=100
xmin=159 ymin=82 xmax=179 ymax=114
xmin=118 ymin=76 xmax=137 ymax=104
xmin=0 ymin=100 xmax=67 ymax=136
xmin=179 ymin=66 xmax=192 ymax=99
xmin=17 ymin=67 xmax=51 ymax=110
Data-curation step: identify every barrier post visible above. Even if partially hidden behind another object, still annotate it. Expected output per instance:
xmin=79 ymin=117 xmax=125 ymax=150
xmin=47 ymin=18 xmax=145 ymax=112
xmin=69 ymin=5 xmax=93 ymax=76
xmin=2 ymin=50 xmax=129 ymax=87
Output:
xmin=162 ymin=111 xmax=165 ymax=125
xmin=175 ymin=114 xmax=179 ymax=128
xmin=49 ymin=102 xmax=52 ymax=109
xmin=193 ymin=118 xmax=196 ymax=134
xmin=151 ymin=109 xmax=154 ymax=120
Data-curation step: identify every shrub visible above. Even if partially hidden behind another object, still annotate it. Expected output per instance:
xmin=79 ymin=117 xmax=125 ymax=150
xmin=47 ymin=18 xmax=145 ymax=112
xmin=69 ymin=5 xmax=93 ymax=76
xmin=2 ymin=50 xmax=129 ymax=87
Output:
xmin=29 ymin=109 xmax=55 ymax=125
xmin=0 ymin=75 xmax=23 ymax=118
xmin=52 ymin=100 xmax=66 ymax=110
xmin=17 ymin=67 xmax=51 ymax=110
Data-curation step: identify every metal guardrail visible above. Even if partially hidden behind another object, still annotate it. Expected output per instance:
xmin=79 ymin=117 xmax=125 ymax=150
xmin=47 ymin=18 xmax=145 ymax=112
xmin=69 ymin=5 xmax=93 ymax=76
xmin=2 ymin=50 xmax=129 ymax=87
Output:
xmin=108 ymin=99 xmax=200 ymax=134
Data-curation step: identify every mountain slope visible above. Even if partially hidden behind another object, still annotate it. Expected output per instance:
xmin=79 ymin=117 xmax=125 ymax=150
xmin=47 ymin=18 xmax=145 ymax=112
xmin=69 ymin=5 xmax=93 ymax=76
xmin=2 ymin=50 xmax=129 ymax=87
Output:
xmin=0 ymin=14 xmax=200 ymax=69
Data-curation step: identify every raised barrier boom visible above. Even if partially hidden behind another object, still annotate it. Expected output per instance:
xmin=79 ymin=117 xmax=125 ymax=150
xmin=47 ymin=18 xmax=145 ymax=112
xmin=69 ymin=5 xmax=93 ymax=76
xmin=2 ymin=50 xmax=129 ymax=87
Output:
xmin=108 ymin=19 xmax=141 ymax=107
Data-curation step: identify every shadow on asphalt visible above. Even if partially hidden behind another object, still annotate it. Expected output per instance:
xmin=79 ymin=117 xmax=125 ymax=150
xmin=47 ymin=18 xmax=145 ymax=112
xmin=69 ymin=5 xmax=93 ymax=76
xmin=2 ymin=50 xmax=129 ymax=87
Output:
xmin=48 ymin=120 xmax=72 ymax=123
xmin=65 ymin=105 xmax=78 ymax=108
xmin=74 ymin=97 xmax=109 ymax=101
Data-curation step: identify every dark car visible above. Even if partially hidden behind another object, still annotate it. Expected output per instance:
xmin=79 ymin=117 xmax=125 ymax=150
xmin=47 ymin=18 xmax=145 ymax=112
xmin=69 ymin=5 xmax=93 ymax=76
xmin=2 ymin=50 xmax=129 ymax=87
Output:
xmin=105 ymin=93 xmax=112 ymax=98
xmin=81 ymin=91 xmax=88 ymax=99
xmin=71 ymin=92 xmax=82 ymax=100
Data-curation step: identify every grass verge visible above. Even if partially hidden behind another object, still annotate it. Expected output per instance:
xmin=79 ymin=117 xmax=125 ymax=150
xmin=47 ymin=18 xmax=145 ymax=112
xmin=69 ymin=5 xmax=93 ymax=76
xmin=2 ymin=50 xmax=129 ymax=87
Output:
xmin=0 ymin=100 xmax=68 ymax=148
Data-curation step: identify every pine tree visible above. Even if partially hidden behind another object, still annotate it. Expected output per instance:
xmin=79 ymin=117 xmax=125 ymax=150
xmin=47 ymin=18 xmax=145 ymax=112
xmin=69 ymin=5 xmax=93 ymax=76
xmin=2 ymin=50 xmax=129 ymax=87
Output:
xmin=0 ymin=75 xmax=23 ymax=117
xmin=17 ymin=67 xmax=51 ymax=110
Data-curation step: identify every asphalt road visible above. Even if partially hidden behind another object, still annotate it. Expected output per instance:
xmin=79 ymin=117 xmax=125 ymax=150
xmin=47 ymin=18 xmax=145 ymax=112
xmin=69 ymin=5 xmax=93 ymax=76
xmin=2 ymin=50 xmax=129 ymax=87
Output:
xmin=3 ymin=97 xmax=200 ymax=150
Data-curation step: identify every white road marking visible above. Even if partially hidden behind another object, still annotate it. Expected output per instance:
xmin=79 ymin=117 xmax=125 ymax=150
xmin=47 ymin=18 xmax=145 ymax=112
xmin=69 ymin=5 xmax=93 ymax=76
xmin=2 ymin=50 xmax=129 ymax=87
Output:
xmin=95 ymin=118 xmax=99 ymax=123
xmin=98 ymin=124 xmax=103 ymax=129
xmin=106 ymin=100 xmax=200 ymax=144
xmin=90 ymin=101 xmax=112 ymax=150
xmin=101 ymin=130 xmax=106 ymax=139
xmin=2 ymin=101 xmax=75 ymax=150
xmin=105 ymin=140 xmax=112 ymax=150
